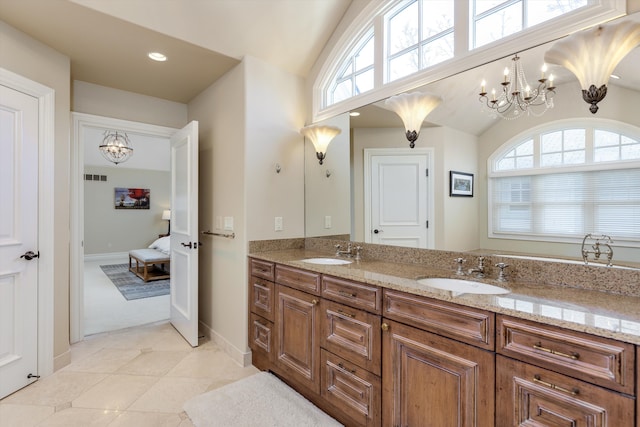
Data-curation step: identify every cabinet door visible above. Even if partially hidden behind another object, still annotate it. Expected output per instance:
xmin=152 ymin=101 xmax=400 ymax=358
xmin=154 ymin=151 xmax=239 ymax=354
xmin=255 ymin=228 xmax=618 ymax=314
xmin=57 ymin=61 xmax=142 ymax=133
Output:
xmin=382 ymin=319 xmax=495 ymax=427
xmin=275 ymin=284 xmax=320 ymax=394
xmin=496 ymin=355 xmax=634 ymax=427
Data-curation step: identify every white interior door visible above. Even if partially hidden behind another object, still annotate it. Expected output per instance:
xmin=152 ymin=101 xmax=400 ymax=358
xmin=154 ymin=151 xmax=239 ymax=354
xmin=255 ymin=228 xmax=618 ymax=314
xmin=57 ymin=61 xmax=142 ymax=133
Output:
xmin=365 ymin=149 xmax=433 ymax=248
xmin=0 ymin=84 xmax=39 ymax=398
xmin=170 ymin=121 xmax=199 ymax=347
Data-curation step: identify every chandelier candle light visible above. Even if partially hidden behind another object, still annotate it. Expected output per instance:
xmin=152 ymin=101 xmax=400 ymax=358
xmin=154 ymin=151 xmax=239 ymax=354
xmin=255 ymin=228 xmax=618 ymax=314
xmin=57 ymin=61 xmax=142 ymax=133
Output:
xmin=300 ymin=124 xmax=341 ymax=165
xmin=384 ymin=92 xmax=442 ymax=148
xmin=479 ymin=54 xmax=556 ymax=120
xmin=99 ymin=130 xmax=133 ymax=165
xmin=544 ymin=20 xmax=640 ymax=114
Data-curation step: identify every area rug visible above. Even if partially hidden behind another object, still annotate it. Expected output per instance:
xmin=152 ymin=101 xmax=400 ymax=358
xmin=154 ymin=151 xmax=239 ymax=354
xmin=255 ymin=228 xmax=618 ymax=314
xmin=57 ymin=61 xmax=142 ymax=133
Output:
xmin=183 ymin=372 xmax=343 ymax=427
xmin=99 ymin=263 xmax=170 ymax=301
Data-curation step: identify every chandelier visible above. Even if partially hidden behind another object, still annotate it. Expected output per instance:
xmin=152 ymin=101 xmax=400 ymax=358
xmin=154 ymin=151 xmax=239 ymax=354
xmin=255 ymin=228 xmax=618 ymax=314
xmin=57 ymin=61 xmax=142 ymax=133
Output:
xmin=99 ymin=131 xmax=133 ymax=165
xmin=479 ymin=54 xmax=556 ymax=120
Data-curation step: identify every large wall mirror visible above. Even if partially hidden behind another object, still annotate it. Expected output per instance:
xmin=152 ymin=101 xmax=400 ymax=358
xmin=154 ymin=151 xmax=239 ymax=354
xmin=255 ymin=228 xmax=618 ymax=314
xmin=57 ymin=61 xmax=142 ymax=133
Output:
xmin=305 ymin=11 xmax=640 ymax=266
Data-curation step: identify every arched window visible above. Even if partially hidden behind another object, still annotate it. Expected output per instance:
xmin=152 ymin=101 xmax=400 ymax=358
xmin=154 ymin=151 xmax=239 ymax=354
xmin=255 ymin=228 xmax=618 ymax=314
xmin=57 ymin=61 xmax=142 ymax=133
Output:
xmin=318 ymin=0 xmax=620 ymax=114
xmin=489 ymin=120 xmax=640 ymax=245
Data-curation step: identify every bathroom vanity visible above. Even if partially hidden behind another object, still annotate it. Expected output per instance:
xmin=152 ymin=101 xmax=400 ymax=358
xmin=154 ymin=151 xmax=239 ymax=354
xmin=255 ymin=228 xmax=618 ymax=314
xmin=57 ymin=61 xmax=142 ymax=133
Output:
xmin=248 ymin=245 xmax=640 ymax=426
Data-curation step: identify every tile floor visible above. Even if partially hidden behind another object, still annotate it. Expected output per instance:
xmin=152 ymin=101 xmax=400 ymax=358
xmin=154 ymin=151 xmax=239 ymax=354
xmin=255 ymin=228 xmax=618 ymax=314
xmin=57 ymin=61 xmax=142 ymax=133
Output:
xmin=0 ymin=321 xmax=259 ymax=427
xmin=84 ymin=257 xmax=169 ymax=335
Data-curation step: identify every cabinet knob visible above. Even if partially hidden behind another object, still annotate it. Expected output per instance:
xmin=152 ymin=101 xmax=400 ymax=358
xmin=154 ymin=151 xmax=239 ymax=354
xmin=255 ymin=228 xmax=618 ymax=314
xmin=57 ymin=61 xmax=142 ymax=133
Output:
xmin=381 ymin=322 xmax=389 ymax=331
xmin=311 ymin=299 xmax=318 ymax=305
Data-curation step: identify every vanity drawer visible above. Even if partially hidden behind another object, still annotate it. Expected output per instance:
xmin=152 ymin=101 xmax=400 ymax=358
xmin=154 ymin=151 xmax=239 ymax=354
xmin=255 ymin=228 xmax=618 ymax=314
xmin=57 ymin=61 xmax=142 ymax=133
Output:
xmin=321 ymin=349 xmax=381 ymax=427
xmin=497 ymin=315 xmax=635 ymax=394
xmin=275 ymin=264 xmax=321 ymax=295
xmin=249 ymin=258 xmax=275 ymax=281
xmin=496 ymin=355 xmax=634 ymax=427
xmin=249 ymin=313 xmax=274 ymax=371
xmin=321 ymin=275 xmax=382 ymax=314
xmin=320 ymin=299 xmax=381 ymax=375
xmin=249 ymin=276 xmax=274 ymax=321
xmin=383 ymin=289 xmax=494 ymax=350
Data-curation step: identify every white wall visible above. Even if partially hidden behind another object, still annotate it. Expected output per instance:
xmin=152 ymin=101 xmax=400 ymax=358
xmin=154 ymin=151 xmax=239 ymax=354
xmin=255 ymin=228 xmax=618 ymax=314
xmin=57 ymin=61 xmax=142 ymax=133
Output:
xmin=73 ymin=81 xmax=187 ymax=129
xmin=304 ymin=113 xmax=351 ymax=238
xmin=189 ymin=56 xmax=306 ymax=362
xmin=83 ymin=166 xmax=171 ymax=254
xmin=477 ymin=81 xmax=640 ymax=262
xmin=352 ymin=125 xmax=478 ymax=251
xmin=0 ymin=20 xmax=72 ymax=367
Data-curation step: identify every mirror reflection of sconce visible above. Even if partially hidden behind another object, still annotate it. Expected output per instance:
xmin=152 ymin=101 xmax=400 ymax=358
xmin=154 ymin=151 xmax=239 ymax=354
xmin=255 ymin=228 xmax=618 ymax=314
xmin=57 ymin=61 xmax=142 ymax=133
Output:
xmin=300 ymin=125 xmax=341 ymax=165
xmin=326 ymin=169 xmax=332 ymax=178
xmin=383 ymin=92 xmax=442 ymax=148
xmin=545 ymin=20 xmax=640 ymax=114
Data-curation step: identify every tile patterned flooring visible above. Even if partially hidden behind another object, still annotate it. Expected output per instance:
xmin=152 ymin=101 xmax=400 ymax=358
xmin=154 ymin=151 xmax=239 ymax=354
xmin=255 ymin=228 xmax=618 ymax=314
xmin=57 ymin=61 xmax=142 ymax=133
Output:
xmin=0 ymin=322 xmax=259 ymax=426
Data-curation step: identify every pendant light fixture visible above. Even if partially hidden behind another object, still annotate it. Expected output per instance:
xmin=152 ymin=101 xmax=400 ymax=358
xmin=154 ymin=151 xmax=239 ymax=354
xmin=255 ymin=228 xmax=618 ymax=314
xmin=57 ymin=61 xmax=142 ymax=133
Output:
xmin=99 ymin=130 xmax=133 ymax=165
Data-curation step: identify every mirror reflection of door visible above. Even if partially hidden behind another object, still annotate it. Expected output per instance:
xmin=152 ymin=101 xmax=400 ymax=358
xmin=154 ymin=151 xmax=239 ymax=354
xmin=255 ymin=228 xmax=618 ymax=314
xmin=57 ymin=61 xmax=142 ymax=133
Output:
xmin=365 ymin=148 xmax=434 ymax=248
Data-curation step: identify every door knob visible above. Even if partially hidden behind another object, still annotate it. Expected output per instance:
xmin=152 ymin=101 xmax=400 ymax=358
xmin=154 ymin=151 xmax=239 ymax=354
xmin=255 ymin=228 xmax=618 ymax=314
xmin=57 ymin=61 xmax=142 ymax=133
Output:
xmin=181 ymin=242 xmax=193 ymax=248
xmin=20 ymin=251 xmax=39 ymax=261
xmin=373 ymin=229 xmax=383 ymax=234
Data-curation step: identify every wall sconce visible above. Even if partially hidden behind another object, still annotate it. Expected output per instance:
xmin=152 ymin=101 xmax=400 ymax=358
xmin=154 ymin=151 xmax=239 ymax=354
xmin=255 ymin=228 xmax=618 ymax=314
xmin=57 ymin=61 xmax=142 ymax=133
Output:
xmin=383 ymin=92 xmax=442 ymax=148
xmin=544 ymin=20 xmax=640 ymax=114
xmin=99 ymin=130 xmax=133 ymax=165
xmin=162 ymin=209 xmax=171 ymax=235
xmin=300 ymin=125 xmax=341 ymax=165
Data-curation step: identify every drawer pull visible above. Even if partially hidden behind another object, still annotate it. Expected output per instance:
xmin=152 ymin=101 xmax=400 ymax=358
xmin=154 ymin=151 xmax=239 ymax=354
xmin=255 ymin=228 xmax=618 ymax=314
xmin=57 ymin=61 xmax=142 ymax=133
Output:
xmin=533 ymin=342 xmax=579 ymax=360
xmin=311 ymin=299 xmax=318 ymax=305
xmin=338 ymin=290 xmax=356 ymax=298
xmin=337 ymin=362 xmax=356 ymax=374
xmin=381 ymin=322 xmax=389 ymax=331
xmin=336 ymin=309 xmax=355 ymax=318
xmin=533 ymin=375 xmax=579 ymax=396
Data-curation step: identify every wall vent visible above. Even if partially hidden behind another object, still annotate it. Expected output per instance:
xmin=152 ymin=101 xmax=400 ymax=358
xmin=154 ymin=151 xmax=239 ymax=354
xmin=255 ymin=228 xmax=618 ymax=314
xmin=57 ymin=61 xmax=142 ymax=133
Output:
xmin=85 ymin=174 xmax=107 ymax=182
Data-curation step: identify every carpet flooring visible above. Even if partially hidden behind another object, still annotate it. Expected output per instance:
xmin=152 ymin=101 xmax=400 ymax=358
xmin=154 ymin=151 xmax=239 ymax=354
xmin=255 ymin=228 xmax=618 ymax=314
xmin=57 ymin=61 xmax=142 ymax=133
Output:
xmin=183 ymin=372 xmax=343 ymax=427
xmin=100 ymin=263 xmax=170 ymax=300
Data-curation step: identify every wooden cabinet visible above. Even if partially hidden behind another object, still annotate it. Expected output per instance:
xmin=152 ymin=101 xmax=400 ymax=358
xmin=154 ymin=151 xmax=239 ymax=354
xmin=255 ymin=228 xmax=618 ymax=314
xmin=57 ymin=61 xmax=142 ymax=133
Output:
xmin=248 ymin=258 xmax=276 ymax=371
xmin=496 ymin=355 xmax=634 ymax=426
xmin=496 ymin=315 xmax=636 ymax=427
xmin=382 ymin=319 xmax=495 ymax=427
xmin=274 ymin=284 xmax=321 ymax=394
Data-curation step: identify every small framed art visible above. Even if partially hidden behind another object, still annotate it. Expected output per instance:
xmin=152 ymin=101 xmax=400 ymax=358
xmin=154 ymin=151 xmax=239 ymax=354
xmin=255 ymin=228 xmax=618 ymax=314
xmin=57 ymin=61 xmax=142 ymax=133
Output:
xmin=449 ymin=171 xmax=473 ymax=197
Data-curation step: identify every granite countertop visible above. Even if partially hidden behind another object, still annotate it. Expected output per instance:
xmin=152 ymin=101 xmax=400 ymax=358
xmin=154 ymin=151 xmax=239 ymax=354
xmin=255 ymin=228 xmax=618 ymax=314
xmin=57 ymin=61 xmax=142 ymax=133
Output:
xmin=249 ymin=248 xmax=640 ymax=346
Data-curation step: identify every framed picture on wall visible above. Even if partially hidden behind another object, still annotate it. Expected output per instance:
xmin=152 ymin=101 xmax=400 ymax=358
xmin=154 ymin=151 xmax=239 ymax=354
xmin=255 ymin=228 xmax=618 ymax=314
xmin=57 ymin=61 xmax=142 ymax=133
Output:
xmin=449 ymin=171 xmax=473 ymax=197
xmin=114 ymin=187 xmax=150 ymax=209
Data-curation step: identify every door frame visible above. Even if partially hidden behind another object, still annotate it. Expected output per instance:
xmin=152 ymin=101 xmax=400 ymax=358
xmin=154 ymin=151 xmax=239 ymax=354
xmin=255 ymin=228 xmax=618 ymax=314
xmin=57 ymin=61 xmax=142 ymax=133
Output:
xmin=0 ymin=67 xmax=55 ymax=377
xmin=70 ymin=112 xmax=178 ymax=342
xmin=363 ymin=147 xmax=434 ymax=248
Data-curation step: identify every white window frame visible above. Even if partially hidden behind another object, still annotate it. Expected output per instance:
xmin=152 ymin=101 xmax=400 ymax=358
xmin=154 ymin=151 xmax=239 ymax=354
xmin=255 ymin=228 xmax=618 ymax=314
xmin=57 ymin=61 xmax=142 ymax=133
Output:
xmin=312 ymin=0 xmax=625 ymax=124
xmin=488 ymin=118 xmax=640 ymax=247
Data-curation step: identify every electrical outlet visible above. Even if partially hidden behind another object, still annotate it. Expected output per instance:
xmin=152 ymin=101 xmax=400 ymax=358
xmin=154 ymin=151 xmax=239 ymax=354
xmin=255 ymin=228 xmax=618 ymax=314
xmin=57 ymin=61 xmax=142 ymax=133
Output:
xmin=324 ymin=215 xmax=332 ymax=229
xmin=275 ymin=216 xmax=283 ymax=231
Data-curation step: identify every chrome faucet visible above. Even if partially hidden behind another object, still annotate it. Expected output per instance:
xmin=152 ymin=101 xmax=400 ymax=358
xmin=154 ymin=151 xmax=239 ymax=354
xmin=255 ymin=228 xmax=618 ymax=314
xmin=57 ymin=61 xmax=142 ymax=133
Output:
xmin=335 ymin=242 xmax=353 ymax=257
xmin=453 ymin=258 xmax=466 ymax=275
xmin=468 ymin=256 xmax=485 ymax=278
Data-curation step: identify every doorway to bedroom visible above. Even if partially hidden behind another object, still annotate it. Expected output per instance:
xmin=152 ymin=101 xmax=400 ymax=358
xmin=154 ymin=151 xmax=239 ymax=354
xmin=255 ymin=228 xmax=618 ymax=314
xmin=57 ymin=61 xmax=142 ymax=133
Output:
xmin=80 ymin=117 xmax=172 ymax=335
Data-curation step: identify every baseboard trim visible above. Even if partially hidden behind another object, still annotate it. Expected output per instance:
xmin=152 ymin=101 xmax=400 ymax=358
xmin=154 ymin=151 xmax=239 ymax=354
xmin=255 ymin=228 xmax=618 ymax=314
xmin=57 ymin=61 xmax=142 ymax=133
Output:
xmin=53 ymin=349 xmax=71 ymax=372
xmin=199 ymin=321 xmax=251 ymax=367
xmin=84 ymin=251 xmax=129 ymax=263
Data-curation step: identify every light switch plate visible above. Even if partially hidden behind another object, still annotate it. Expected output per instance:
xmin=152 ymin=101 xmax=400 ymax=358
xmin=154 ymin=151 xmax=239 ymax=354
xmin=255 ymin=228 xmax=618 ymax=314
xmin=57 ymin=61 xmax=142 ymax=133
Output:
xmin=324 ymin=215 xmax=332 ymax=229
xmin=224 ymin=216 xmax=234 ymax=231
xmin=275 ymin=216 xmax=283 ymax=231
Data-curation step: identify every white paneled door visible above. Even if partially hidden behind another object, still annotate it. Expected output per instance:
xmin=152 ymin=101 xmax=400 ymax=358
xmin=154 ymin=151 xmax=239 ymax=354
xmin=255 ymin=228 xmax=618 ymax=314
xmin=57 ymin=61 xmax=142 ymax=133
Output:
xmin=0 ymin=85 xmax=40 ymax=398
xmin=169 ymin=121 xmax=199 ymax=347
xmin=365 ymin=149 xmax=433 ymax=249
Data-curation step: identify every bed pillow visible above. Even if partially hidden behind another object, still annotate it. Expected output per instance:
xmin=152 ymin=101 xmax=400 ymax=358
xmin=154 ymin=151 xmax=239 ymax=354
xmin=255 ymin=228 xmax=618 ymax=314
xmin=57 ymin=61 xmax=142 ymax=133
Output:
xmin=148 ymin=236 xmax=171 ymax=255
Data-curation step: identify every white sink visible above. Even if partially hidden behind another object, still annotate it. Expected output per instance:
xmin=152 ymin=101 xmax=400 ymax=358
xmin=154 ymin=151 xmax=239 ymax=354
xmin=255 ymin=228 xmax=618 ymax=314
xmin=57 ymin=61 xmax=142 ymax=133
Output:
xmin=301 ymin=258 xmax=352 ymax=265
xmin=417 ymin=278 xmax=510 ymax=295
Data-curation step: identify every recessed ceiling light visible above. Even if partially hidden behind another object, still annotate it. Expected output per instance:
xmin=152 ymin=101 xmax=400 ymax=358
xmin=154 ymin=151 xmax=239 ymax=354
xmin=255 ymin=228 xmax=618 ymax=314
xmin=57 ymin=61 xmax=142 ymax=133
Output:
xmin=349 ymin=111 xmax=361 ymax=117
xmin=610 ymin=74 xmax=621 ymax=80
xmin=148 ymin=52 xmax=167 ymax=62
